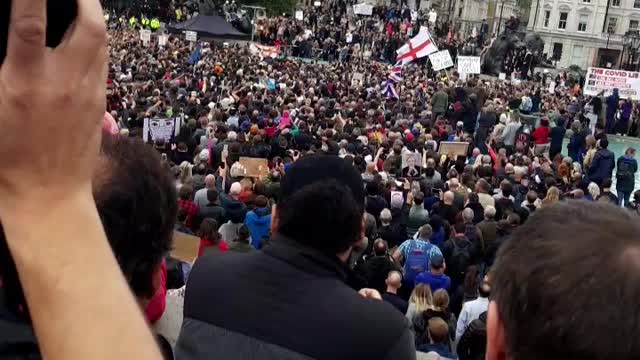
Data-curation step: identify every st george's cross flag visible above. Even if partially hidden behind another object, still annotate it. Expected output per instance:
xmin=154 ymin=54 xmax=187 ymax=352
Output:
xmin=396 ymin=27 xmax=438 ymax=65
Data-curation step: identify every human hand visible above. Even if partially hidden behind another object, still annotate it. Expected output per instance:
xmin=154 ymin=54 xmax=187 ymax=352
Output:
xmin=358 ymin=288 xmax=382 ymax=300
xmin=0 ymin=0 xmax=107 ymax=206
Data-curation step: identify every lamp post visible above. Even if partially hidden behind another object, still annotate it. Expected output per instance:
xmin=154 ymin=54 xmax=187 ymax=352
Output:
xmin=623 ymin=30 xmax=640 ymax=70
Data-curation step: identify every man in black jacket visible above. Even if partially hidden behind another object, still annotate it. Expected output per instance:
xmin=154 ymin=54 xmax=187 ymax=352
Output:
xmin=176 ymin=155 xmax=415 ymax=360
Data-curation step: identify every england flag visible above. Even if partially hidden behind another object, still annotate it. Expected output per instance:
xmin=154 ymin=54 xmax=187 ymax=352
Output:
xmin=396 ymin=27 xmax=438 ymax=65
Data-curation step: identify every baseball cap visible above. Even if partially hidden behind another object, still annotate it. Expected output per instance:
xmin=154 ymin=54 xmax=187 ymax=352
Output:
xmin=430 ymin=254 xmax=445 ymax=269
xmin=280 ymin=156 xmax=365 ymax=205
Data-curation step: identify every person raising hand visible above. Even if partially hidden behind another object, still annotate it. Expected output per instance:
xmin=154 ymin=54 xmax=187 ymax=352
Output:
xmin=0 ymin=1 xmax=161 ymax=359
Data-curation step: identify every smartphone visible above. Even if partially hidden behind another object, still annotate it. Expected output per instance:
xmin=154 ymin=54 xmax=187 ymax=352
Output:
xmin=0 ymin=0 xmax=78 ymax=65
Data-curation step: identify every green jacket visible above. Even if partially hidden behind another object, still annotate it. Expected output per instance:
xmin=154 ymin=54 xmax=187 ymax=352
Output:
xmin=431 ymin=91 xmax=449 ymax=114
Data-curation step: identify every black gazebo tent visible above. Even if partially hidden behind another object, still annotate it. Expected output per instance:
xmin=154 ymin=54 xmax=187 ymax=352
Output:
xmin=170 ymin=15 xmax=249 ymax=40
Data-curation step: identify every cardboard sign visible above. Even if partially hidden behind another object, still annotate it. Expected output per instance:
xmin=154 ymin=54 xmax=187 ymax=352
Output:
xmin=143 ymin=117 xmax=183 ymax=143
xmin=438 ymin=142 xmax=469 ymax=157
xmin=429 ymin=50 xmax=454 ymax=71
xmin=457 ymin=56 xmax=481 ymax=74
xmin=158 ymin=34 xmax=168 ymax=47
xmin=140 ymin=29 xmax=151 ymax=42
xmin=238 ymin=157 xmax=269 ymax=178
xmin=499 ymin=72 xmax=506 ymax=80
xmin=353 ymin=3 xmax=374 ymax=15
xmin=584 ymin=67 xmax=640 ymax=100
xmin=295 ymin=10 xmax=304 ymax=21
xmin=352 ymin=72 xmax=364 ymax=86
xmin=171 ymin=231 xmax=200 ymax=263
xmin=185 ymin=30 xmax=198 ymax=42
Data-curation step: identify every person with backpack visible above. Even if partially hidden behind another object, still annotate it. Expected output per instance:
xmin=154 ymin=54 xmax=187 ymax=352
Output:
xmin=393 ymin=224 xmax=443 ymax=298
xmin=442 ymin=222 xmax=476 ymax=290
xmin=615 ymin=147 xmax=638 ymax=207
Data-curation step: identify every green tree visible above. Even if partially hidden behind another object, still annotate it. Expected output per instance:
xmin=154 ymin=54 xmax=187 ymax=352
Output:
xmin=239 ymin=0 xmax=297 ymax=16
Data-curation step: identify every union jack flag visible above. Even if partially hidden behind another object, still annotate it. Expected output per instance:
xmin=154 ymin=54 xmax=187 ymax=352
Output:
xmin=382 ymin=79 xmax=399 ymax=99
xmin=388 ymin=61 xmax=404 ymax=83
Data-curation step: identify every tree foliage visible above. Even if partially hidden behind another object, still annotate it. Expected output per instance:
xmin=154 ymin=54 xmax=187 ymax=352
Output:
xmin=238 ymin=0 xmax=298 ymax=16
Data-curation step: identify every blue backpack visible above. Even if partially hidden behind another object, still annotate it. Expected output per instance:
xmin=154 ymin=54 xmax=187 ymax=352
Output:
xmin=403 ymin=241 xmax=433 ymax=283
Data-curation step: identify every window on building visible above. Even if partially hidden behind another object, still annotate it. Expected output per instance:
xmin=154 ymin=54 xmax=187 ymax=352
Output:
xmin=572 ymin=45 xmax=584 ymax=59
xmin=458 ymin=7 xmax=463 ymax=16
xmin=607 ymin=17 xmax=618 ymax=34
xmin=583 ymin=0 xmax=590 ymax=3
xmin=558 ymin=12 xmax=568 ymax=29
xmin=543 ymin=10 xmax=551 ymax=27
xmin=552 ymin=42 xmax=563 ymax=60
xmin=635 ymin=0 xmax=640 ymax=8
xmin=630 ymin=20 xmax=640 ymax=32
xmin=612 ymin=0 xmax=621 ymax=6
xmin=578 ymin=15 xmax=588 ymax=32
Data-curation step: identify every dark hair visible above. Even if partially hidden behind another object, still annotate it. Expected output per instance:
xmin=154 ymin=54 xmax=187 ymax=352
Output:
xmin=468 ymin=192 xmax=479 ymax=204
xmin=179 ymin=185 xmax=193 ymax=200
xmin=254 ymin=195 xmax=269 ymax=208
xmin=206 ymin=189 xmax=219 ymax=203
xmin=414 ymin=192 xmax=425 ymax=205
xmin=199 ymin=218 xmax=221 ymax=244
xmin=492 ymin=201 xmax=640 ymax=360
xmin=602 ymin=178 xmax=613 ymax=188
xmin=93 ymin=136 xmax=178 ymax=299
xmin=277 ymin=180 xmax=363 ymax=254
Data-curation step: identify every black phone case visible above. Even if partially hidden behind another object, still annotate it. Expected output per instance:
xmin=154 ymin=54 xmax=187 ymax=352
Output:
xmin=0 ymin=0 xmax=78 ymax=65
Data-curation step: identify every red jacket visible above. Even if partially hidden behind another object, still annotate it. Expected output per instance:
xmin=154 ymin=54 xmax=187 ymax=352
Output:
xmin=198 ymin=238 xmax=229 ymax=256
xmin=532 ymin=126 xmax=551 ymax=145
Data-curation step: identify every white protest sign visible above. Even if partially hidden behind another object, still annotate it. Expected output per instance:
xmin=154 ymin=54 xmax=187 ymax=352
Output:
xmin=143 ymin=117 xmax=182 ymax=143
xmin=352 ymin=72 xmax=364 ymax=86
xmin=158 ymin=35 xmax=168 ymax=47
xmin=295 ymin=10 xmax=304 ymax=21
xmin=185 ymin=31 xmax=198 ymax=42
xmin=548 ymin=80 xmax=556 ymax=94
xmin=428 ymin=50 xmax=454 ymax=71
xmin=346 ymin=33 xmax=353 ymax=43
xmin=499 ymin=72 xmax=506 ymax=80
xmin=428 ymin=10 xmax=437 ymax=24
xmin=140 ymin=29 xmax=151 ymax=42
xmin=457 ymin=56 xmax=481 ymax=74
xmin=584 ymin=67 xmax=640 ymax=100
xmin=411 ymin=10 xmax=418 ymax=21
xmin=353 ymin=3 xmax=374 ymax=15
xmin=314 ymin=1 xmax=321 ymax=6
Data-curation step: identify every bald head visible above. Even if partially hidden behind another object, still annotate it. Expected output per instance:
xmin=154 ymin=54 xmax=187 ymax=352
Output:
xmin=386 ymin=271 xmax=403 ymax=290
xmin=205 ymin=174 xmax=216 ymax=189
xmin=444 ymin=191 xmax=455 ymax=204
xmin=373 ymin=239 xmax=388 ymax=256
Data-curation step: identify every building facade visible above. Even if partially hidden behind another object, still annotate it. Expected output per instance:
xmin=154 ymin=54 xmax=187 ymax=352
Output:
xmin=527 ymin=0 xmax=640 ymax=69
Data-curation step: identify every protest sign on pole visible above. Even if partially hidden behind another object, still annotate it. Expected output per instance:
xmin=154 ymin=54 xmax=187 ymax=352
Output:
xmin=158 ymin=34 xmax=168 ymax=47
xmin=353 ymin=3 xmax=374 ymax=15
xmin=140 ymin=29 xmax=151 ymax=45
xmin=428 ymin=50 xmax=454 ymax=71
xmin=584 ymin=67 xmax=640 ymax=100
xmin=499 ymin=73 xmax=506 ymax=80
xmin=457 ymin=56 xmax=481 ymax=74
xmin=185 ymin=31 xmax=198 ymax=42
xmin=295 ymin=10 xmax=304 ymax=21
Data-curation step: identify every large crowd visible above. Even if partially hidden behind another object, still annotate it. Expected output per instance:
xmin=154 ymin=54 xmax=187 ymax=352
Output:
xmin=2 ymin=0 xmax=640 ymax=360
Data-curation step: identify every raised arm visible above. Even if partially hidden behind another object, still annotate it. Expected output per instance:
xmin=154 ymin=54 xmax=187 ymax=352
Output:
xmin=0 ymin=0 xmax=161 ymax=359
